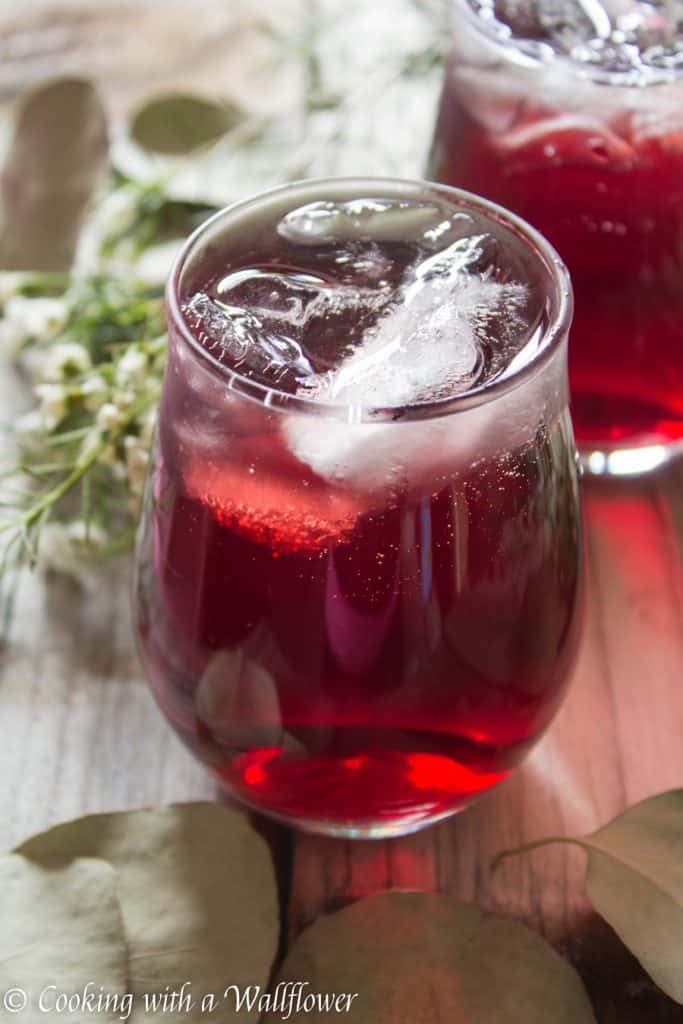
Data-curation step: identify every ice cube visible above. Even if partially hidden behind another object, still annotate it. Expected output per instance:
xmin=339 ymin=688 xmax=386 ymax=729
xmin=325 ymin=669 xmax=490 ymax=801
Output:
xmin=298 ymin=237 xmax=528 ymax=408
xmin=182 ymin=291 xmax=315 ymax=386
xmin=408 ymin=232 xmax=500 ymax=285
xmin=537 ymin=0 xmax=612 ymax=49
xmin=216 ymin=265 xmax=391 ymax=330
xmin=215 ymin=267 xmax=328 ymax=327
xmin=332 ymin=242 xmax=393 ymax=281
xmin=485 ymin=0 xmax=611 ymax=50
xmin=480 ymin=0 xmax=683 ymax=82
xmin=277 ymin=197 xmax=452 ymax=245
xmin=285 ymin=235 xmax=534 ymax=491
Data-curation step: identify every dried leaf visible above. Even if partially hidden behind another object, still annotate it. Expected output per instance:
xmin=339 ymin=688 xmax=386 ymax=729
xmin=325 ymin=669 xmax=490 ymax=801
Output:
xmin=263 ymin=893 xmax=596 ymax=1023
xmin=130 ymin=94 xmax=244 ymax=155
xmin=584 ymin=791 xmax=683 ymax=1003
xmin=17 ymin=803 xmax=279 ymax=1022
xmin=0 ymin=854 xmax=128 ymax=1021
xmin=496 ymin=790 xmax=683 ymax=1004
xmin=0 ymin=78 xmax=108 ymax=272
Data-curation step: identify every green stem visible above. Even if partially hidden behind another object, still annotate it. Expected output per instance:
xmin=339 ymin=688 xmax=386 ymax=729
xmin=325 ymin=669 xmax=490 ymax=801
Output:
xmin=0 ymin=388 xmax=160 ymax=537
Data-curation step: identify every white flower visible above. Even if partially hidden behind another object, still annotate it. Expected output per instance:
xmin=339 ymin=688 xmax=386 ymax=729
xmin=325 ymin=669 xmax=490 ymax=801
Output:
xmin=3 ymin=295 xmax=68 ymax=340
xmin=40 ymin=342 xmax=91 ymax=383
xmin=39 ymin=521 xmax=108 ymax=578
xmin=15 ymin=409 xmax=45 ymax=442
xmin=14 ymin=409 xmax=47 ymax=456
xmin=0 ymin=317 xmax=24 ymax=352
xmin=113 ymin=389 xmax=136 ymax=412
xmin=96 ymin=402 xmax=122 ymax=432
xmin=116 ymin=347 xmax=148 ymax=387
xmin=80 ymin=373 xmax=109 ymax=412
xmin=35 ymin=383 xmax=67 ymax=431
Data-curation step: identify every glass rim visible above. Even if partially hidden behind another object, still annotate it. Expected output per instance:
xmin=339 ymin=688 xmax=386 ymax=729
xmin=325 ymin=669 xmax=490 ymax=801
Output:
xmin=167 ymin=176 xmax=573 ymax=425
xmin=451 ymin=0 xmax=683 ymax=87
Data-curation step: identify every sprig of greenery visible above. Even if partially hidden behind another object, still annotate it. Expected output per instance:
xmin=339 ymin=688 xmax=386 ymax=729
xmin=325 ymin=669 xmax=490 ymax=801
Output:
xmin=0 ymin=272 xmax=166 ymax=622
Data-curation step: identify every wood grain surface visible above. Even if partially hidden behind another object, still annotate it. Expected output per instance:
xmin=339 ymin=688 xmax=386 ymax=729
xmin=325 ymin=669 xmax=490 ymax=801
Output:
xmin=0 ymin=3 xmax=682 ymax=1021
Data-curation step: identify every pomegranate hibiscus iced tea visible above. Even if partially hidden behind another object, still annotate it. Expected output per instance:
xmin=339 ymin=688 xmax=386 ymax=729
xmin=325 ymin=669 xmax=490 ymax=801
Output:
xmin=430 ymin=0 xmax=683 ymax=463
xmin=134 ymin=180 xmax=582 ymax=835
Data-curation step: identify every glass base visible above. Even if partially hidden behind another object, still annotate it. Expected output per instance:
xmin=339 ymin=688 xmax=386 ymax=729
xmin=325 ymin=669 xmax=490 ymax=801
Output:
xmin=218 ymin=783 xmax=471 ymax=839
xmin=579 ymin=439 xmax=683 ymax=478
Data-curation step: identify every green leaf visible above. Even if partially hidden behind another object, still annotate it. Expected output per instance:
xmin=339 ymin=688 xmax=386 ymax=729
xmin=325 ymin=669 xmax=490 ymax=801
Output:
xmin=0 ymin=854 xmax=128 ymax=1021
xmin=263 ymin=892 xmax=596 ymax=1023
xmin=17 ymin=803 xmax=280 ymax=1022
xmin=130 ymin=94 xmax=244 ymax=155
xmin=496 ymin=790 xmax=683 ymax=1004
xmin=0 ymin=78 xmax=108 ymax=272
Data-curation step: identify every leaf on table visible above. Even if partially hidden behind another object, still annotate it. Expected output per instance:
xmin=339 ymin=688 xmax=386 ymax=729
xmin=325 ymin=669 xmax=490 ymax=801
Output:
xmin=0 ymin=77 xmax=109 ymax=272
xmin=585 ymin=791 xmax=683 ymax=1004
xmin=130 ymin=94 xmax=245 ymax=155
xmin=16 ymin=803 xmax=280 ymax=1022
xmin=0 ymin=854 xmax=128 ymax=1021
xmin=263 ymin=892 xmax=596 ymax=1023
xmin=496 ymin=790 xmax=683 ymax=1004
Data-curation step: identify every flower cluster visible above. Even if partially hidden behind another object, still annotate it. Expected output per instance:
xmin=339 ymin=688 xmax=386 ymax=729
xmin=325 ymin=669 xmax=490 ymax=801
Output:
xmin=0 ymin=272 xmax=165 ymax=584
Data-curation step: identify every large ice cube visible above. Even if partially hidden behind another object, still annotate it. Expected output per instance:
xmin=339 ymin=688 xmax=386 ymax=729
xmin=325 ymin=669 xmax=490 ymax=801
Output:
xmin=297 ymin=234 xmax=529 ymax=408
xmin=182 ymin=267 xmax=395 ymax=392
xmin=277 ymin=197 xmax=450 ymax=246
xmin=284 ymin=233 xmax=538 ymax=492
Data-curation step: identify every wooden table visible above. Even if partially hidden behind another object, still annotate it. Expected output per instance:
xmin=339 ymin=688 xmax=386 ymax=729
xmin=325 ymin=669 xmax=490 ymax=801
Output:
xmin=0 ymin=3 xmax=682 ymax=1021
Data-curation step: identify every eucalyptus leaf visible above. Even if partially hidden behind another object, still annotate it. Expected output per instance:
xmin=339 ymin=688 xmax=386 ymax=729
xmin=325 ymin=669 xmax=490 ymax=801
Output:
xmin=17 ymin=803 xmax=279 ymax=1022
xmin=130 ymin=94 xmax=244 ymax=155
xmin=0 ymin=854 xmax=128 ymax=1021
xmin=496 ymin=790 xmax=683 ymax=1004
xmin=0 ymin=78 xmax=108 ymax=272
xmin=263 ymin=892 xmax=596 ymax=1023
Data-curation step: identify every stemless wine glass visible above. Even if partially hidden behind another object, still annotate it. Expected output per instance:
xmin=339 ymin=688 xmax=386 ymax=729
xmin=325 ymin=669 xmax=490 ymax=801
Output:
xmin=134 ymin=177 xmax=582 ymax=838
xmin=429 ymin=0 xmax=683 ymax=475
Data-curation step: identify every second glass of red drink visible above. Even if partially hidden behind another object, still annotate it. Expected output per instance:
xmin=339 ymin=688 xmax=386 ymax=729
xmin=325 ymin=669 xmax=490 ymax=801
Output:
xmin=430 ymin=0 xmax=683 ymax=474
xmin=134 ymin=178 xmax=582 ymax=836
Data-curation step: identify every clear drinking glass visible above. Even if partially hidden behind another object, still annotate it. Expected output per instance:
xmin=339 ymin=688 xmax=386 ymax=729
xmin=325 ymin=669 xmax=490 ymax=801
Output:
xmin=134 ymin=177 xmax=582 ymax=837
xmin=429 ymin=0 xmax=683 ymax=475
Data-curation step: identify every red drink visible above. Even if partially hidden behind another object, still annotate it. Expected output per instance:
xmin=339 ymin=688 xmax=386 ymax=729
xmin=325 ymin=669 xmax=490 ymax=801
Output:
xmin=430 ymin=0 xmax=683 ymax=469
xmin=134 ymin=179 xmax=582 ymax=835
